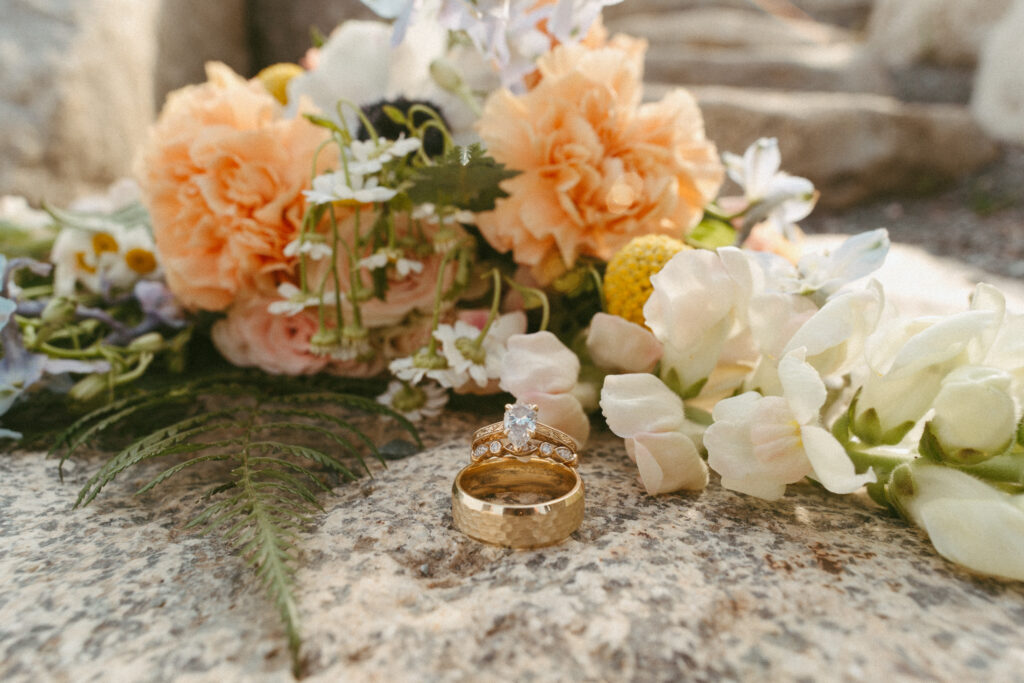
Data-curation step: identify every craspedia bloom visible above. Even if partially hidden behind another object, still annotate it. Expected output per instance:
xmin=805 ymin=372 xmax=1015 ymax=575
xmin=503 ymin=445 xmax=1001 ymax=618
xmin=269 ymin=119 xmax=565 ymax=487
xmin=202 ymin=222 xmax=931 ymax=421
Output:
xmin=604 ymin=234 xmax=689 ymax=326
xmin=476 ymin=37 xmax=723 ymax=283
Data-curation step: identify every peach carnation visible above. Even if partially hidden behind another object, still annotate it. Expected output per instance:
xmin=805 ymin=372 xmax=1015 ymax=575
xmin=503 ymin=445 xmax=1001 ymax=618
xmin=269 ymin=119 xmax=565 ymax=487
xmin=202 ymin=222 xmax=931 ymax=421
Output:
xmin=476 ymin=39 xmax=724 ymax=280
xmin=137 ymin=62 xmax=332 ymax=311
xmin=212 ymin=295 xmax=329 ymax=376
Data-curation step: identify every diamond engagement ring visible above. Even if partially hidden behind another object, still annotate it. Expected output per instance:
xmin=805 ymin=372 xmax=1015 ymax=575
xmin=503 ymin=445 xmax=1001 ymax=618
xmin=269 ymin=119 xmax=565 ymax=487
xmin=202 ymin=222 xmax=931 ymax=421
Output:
xmin=452 ymin=403 xmax=584 ymax=548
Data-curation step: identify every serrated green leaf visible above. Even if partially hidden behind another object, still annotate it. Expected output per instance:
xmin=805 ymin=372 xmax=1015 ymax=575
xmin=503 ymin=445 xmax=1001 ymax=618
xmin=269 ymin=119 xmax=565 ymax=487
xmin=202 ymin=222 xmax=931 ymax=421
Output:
xmin=405 ymin=143 xmax=519 ymax=212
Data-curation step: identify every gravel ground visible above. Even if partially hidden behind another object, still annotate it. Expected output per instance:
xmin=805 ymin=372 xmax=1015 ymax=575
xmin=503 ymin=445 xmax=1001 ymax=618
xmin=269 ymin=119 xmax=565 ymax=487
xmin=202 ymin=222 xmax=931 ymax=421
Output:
xmin=802 ymin=145 xmax=1024 ymax=279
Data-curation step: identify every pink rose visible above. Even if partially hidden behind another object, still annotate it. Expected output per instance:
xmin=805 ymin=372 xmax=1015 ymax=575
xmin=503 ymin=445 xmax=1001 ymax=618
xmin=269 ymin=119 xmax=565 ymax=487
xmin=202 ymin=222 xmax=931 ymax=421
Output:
xmin=212 ymin=295 xmax=329 ymax=375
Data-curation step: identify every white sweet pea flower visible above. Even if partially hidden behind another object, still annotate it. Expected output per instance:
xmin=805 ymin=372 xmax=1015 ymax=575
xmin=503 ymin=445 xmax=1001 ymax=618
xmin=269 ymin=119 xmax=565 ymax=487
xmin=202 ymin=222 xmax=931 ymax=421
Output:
xmin=283 ymin=237 xmax=333 ymax=261
xmin=644 ymin=247 xmax=759 ymax=398
xmin=923 ymin=365 xmax=1018 ymax=464
xmin=723 ymin=137 xmax=817 ymax=237
xmin=500 ymin=330 xmax=590 ymax=448
xmin=888 ymin=461 xmax=1024 ymax=581
xmin=705 ymin=350 xmax=876 ymax=501
xmin=304 ymin=170 xmax=398 ymax=205
xmin=600 ymin=373 xmax=709 ymax=495
xmin=267 ymin=283 xmax=322 ymax=316
xmin=851 ymin=308 xmax=997 ymax=445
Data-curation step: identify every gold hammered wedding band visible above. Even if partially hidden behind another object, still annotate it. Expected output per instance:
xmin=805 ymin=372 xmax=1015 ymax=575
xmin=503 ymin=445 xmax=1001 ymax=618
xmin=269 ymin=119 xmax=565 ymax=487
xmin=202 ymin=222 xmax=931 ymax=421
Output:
xmin=452 ymin=403 xmax=585 ymax=548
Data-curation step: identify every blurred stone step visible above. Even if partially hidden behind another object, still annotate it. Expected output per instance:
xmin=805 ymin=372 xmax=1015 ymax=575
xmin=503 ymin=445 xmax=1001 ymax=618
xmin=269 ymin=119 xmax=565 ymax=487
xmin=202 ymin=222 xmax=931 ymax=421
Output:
xmin=606 ymin=8 xmax=853 ymax=48
xmin=645 ymin=85 xmax=1000 ymax=208
xmin=643 ymin=42 xmax=891 ymax=95
xmin=605 ymin=0 xmax=873 ymax=29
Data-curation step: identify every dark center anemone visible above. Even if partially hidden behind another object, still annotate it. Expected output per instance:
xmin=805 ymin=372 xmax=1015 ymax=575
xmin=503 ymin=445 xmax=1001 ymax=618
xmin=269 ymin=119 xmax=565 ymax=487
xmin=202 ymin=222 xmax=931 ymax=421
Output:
xmin=357 ymin=97 xmax=449 ymax=158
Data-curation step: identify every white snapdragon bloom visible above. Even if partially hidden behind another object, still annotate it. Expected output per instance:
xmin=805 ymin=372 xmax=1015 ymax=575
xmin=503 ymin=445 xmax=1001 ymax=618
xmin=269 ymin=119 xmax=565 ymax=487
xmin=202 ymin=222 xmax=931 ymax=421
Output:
xmin=585 ymin=313 xmax=663 ymax=375
xmin=500 ymin=330 xmax=590 ymax=447
xmin=723 ymin=137 xmax=817 ymax=237
xmin=967 ymin=283 xmax=1024 ymax=397
xmin=790 ymin=229 xmax=890 ymax=303
xmin=283 ymin=237 xmax=333 ymax=261
xmin=376 ymin=379 xmax=449 ymax=421
xmin=851 ymin=308 xmax=997 ymax=445
xmin=304 ymin=170 xmax=398 ymax=205
xmin=924 ymin=365 xmax=1018 ymax=464
xmin=267 ymin=283 xmax=324 ymax=316
xmin=888 ymin=461 xmax=1024 ymax=582
xmin=600 ymin=373 xmax=709 ymax=495
xmin=705 ymin=350 xmax=876 ymax=501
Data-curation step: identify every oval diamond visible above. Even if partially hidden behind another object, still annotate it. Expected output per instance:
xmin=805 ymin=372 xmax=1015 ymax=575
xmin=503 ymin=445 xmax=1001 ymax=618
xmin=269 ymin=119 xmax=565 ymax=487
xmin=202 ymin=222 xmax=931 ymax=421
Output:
xmin=489 ymin=440 xmax=502 ymax=454
xmin=473 ymin=444 xmax=487 ymax=457
xmin=555 ymin=446 xmax=572 ymax=460
xmin=540 ymin=442 xmax=554 ymax=456
xmin=503 ymin=403 xmax=537 ymax=452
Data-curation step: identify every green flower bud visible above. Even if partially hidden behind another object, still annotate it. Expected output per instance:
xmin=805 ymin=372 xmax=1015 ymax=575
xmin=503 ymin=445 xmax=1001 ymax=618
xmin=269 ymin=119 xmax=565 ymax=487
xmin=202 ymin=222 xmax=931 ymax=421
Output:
xmin=127 ymin=332 xmax=164 ymax=353
xmin=922 ymin=366 xmax=1016 ymax=465
xmin=69 ymin=373 xmax=108 ymax=403
xmin=41 ymin=297 xmax=76 ymax=326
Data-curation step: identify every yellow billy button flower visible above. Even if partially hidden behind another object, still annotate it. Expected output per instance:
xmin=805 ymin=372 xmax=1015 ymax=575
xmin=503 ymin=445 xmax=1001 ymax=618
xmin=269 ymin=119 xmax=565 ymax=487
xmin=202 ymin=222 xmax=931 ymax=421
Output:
xmin=604 ymin=234 xmax=690 ymax=326
xmin=256 ymin=63 xmax=304 ymax=105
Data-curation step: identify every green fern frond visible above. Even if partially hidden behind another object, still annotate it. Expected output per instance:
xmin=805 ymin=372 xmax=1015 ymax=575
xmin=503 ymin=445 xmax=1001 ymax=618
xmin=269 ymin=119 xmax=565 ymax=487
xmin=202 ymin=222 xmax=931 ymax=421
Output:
xmin=55 ymin=375 xmax=419 ymax=678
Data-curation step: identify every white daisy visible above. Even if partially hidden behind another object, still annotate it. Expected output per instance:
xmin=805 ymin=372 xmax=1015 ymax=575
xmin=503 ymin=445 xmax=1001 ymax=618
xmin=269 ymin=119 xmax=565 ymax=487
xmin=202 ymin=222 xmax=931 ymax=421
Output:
xmin=267 ymin=283 xmax=322 ymax=316
xmin=376 ymin=379 xmax=449 ymax=421
xmin=304 ymin=171 xmax=398 ymax=205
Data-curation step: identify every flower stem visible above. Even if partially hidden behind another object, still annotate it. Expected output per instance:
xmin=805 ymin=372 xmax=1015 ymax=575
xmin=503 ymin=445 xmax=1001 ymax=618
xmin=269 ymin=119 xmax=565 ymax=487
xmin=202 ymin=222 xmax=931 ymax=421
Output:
xmin=426 ymin=247 xmax=454 ymax=357
xmin=472 ymin=269 xmax=502 ymax=349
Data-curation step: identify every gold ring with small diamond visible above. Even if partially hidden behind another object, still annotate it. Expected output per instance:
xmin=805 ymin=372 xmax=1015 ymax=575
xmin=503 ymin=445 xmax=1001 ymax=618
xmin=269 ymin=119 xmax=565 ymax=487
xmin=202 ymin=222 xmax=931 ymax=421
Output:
xmin=470 ymin=403 xmax=579 ymax=467
xmin=452 ymin=402 xmax=584 ymax=549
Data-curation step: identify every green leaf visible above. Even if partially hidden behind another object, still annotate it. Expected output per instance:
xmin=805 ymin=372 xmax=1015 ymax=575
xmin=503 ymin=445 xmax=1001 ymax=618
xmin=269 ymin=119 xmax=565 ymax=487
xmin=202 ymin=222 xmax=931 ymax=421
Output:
xmin=686 ymin=216 xmax=737 ymax=250
xmin=405 ymin=143 xmax=520 ymax=212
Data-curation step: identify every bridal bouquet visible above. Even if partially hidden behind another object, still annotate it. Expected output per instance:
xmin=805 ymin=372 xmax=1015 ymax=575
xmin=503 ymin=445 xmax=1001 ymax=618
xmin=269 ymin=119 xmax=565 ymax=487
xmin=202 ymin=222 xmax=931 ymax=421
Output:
xmin=2 ymin=0 xmax=1022 ymax=675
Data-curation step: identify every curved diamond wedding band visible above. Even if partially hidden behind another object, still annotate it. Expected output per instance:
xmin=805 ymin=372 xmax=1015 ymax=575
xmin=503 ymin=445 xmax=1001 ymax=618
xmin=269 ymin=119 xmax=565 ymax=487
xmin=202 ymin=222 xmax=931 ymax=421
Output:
xmin=452 ymin=403 xmax=584 ymax=548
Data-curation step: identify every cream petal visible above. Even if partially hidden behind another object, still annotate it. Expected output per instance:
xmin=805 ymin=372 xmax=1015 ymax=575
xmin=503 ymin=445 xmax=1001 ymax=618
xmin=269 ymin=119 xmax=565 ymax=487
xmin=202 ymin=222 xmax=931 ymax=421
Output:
xmin=500 ymin=331 xmax=580 ymax=396
xmin=801 ymin=425 xmax=875 ymax=494
xmin=778 ymin=351 xmax=826 ymax=425
xmin=918 ymin=500 xmax=1024 ymax=581
xmin=519 ymin=390 xmax=590 ymax=448
xmin=585 ymin=312 xmax=663 ymax=373
xmin=632 ymin=431 xmax=708 ymax=494
xmin=599 ymin=373 xmax=685 ymax=438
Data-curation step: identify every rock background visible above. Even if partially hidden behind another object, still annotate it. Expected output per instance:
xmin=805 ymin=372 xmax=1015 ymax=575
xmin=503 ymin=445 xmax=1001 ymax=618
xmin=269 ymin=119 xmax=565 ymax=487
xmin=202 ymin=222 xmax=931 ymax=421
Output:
xmin=1 ymin=0 xmax=1022 ymax=206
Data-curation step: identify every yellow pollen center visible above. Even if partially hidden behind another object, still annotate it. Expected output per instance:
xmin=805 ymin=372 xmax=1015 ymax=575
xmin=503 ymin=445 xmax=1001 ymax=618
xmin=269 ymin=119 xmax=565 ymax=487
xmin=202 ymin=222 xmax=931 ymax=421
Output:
xmin=92 ymin=232 xmax=118 ymax=254
xmin=125 ymin=248 xmax=157 ymax=274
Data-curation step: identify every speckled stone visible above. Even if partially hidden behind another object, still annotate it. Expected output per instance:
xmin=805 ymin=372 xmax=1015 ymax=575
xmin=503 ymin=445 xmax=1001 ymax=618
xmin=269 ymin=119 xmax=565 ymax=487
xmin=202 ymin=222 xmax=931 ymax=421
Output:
xmin=2 ymin=245 xmax=1024 ymax=681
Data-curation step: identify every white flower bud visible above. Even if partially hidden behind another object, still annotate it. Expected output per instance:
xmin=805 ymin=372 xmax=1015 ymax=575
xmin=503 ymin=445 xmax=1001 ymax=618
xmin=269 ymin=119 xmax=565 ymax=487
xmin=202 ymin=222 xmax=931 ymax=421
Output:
xmin=927 ymin=365 xmax=1017 ymax=463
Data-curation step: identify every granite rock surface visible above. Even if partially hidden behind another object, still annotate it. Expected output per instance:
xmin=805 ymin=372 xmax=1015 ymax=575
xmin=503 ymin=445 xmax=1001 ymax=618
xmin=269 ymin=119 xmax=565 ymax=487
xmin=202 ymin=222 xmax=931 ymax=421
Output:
xmin=2 ymin=243 xmax=1024 ymax=681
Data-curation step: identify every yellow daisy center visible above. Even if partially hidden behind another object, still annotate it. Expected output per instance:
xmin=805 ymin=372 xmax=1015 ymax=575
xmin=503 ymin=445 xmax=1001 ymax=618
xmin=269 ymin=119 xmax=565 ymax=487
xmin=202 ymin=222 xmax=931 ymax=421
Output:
xmin=124 ymin=248 xmax=158 ymax=275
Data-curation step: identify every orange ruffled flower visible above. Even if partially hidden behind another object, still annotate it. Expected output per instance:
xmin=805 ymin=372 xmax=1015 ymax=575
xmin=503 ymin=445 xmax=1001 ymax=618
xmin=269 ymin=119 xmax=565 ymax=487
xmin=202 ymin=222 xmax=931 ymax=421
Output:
xmin=136 ymin=62 xmax=332 ymax=311
xmin=476 ymin=39 xmax=724 ymax=280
